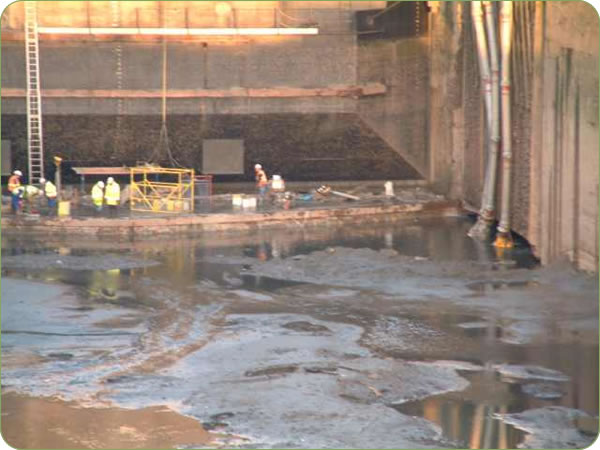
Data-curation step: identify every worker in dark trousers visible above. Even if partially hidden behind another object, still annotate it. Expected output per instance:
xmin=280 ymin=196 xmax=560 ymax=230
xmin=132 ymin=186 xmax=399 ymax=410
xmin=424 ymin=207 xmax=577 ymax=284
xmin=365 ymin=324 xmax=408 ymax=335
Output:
xmin=39 ymin=178 xmax=57 ymax=216
xmin=254 ymin=164 xmax=269 ymax=205
xmin=104 ymin=177 xmax=120 ymax=217
xmin=8 ymin=170 xmax=22 ymax=214
xmin=91 ymin=181 xmax=105 ymax=215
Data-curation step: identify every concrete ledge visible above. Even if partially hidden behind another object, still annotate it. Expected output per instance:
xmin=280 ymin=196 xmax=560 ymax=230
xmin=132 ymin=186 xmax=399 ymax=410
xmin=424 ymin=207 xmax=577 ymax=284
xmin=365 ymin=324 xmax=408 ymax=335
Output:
xmin=1 ymin=200 xmax=463 ymax=240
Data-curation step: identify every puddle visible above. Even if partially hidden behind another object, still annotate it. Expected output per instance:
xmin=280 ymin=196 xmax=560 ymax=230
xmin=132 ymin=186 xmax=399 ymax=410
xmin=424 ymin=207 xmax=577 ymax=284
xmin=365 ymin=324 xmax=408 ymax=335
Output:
xmin=1 ymin=216 xmax=596 ymax=449
xmin=395 ymin=394 xmax=527 ymax=449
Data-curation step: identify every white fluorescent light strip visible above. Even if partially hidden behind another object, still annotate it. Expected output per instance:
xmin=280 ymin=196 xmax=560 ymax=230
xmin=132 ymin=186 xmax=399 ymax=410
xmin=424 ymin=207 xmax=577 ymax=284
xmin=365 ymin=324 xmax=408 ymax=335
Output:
xmin=37 ymin=27 xmax=319 ymax=36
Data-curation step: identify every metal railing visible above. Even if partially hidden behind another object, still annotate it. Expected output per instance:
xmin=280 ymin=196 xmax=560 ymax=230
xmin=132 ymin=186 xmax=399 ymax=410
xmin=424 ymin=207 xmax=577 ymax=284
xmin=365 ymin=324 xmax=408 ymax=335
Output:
xmin=130 ymin=166 xmax=194 ymax=214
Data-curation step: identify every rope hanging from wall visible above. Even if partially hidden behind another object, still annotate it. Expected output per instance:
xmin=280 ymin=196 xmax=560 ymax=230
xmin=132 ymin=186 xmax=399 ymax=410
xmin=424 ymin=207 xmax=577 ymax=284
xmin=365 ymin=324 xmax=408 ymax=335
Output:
xmin=111 ymin=0 xmax=124 ymax=159
xmin=150 ymin=6 xmax=181 ymax=168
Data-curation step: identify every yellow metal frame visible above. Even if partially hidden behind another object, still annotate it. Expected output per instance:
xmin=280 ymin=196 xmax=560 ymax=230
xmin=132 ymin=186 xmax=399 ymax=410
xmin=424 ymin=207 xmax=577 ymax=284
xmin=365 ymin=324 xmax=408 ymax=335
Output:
xmin=130 ymin=167 xmax=195 ymax=214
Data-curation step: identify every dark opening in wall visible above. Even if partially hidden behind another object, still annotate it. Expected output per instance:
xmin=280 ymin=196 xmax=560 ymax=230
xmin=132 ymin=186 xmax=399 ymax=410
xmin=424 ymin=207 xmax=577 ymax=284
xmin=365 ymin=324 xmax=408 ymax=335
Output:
xmin=356 ymin=2 xmax=429 ymax=41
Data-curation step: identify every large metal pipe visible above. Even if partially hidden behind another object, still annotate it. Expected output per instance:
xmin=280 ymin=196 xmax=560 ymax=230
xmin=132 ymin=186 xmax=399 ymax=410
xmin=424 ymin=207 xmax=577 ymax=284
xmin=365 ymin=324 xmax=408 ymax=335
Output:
xmin=495 ymin=1 xmax=514 ymax=248
xmin=482 ymin=1 xmax=501 ymax=216
xmin=471 ymin=2 xmax=492 ymax=130
xmin=468 ymin=1 xmax=500 ymax=239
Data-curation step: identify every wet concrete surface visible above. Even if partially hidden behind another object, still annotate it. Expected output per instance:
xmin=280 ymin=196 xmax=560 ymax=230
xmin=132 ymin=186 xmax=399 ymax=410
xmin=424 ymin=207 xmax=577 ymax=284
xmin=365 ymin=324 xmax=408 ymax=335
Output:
xmin=1 ymin=217 xmax=598 ymax=448
xmin=4 ymin=185 xmax=444 ymax=219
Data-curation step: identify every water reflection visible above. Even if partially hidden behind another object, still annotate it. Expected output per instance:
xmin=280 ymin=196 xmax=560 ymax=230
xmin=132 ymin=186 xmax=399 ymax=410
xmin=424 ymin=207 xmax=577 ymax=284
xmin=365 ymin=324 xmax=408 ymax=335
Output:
xmin=397 ymin=370 xmax=528 ymax=449
xmin=2 ymin=217 xmax=595 ymax=449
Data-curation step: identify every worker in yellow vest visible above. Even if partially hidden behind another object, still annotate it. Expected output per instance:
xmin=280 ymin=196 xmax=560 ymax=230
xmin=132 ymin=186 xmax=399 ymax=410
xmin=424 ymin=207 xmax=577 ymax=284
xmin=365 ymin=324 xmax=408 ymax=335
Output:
xmin=104 ymin=177 xmax=120 ymax=217
xmin=21 ymin=184 xmax=41 ymax=214
xmin=39 ymin=178 xmax=57 ymax=215
xmin=7 ymin=170 xmax=22 ymax=214
xmin=90 ymin=181 xmax=104 ymax=215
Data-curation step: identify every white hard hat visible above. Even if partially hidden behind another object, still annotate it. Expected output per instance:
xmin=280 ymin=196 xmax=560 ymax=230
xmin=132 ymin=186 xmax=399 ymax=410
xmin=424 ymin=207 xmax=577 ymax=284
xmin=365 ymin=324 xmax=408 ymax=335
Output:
xmin=272 ymin=175 xmax=281 ymax=180
xmin=39 ymin=178 xmax=46 ymax=184
xmin=98 ymin=181 xmax=105 ymax=188
xmin=107 ymin=177 xmax=114 ymax=183
xmin=254 ymin=164 xmax=262 ymax=170
xmin=13 ymin=170 xmax=22 ymax=176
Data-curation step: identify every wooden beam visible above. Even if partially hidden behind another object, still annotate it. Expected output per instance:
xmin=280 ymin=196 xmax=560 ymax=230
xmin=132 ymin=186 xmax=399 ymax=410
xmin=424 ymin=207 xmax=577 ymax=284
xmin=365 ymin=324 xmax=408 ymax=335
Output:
xmin=1 ymin=83 xmax=386 ymax=99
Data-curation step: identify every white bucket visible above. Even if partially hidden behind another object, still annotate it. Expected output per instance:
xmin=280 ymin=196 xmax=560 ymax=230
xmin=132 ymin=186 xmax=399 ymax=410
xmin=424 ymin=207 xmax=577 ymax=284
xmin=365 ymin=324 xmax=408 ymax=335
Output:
xmin=384 ymin=181 xmax=394 ymax=197
xmin=271 ymin=175 xmax=285 ymax=192
xmin=242 ymin=196 xmax=257 ymax=209
xmin=232 ymin=194 xmax=244 ymax=206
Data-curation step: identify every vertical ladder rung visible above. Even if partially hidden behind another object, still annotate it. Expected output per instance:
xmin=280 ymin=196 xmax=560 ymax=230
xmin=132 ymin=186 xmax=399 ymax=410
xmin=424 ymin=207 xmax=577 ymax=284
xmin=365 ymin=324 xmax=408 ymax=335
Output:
xmin=25 ymin=1 xmax=44 ymax=183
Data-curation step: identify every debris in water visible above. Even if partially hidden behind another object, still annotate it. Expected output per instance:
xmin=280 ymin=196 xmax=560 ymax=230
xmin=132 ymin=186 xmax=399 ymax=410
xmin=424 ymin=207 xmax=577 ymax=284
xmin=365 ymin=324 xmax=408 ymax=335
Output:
xmin=495 ymin=406 xmax=595 ymax=449
xmin=522 ymin=382 xmax=564 ymax=399
xmin=494 ymin=364 xmax=570 ymax=382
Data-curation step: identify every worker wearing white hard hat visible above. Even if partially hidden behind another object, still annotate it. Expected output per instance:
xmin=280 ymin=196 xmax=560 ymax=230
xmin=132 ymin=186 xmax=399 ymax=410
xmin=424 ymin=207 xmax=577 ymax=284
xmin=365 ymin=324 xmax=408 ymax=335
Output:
xmin=8 ymin=170 xmax=22 ymax=213
xmin=39 ymin=177 xmax=58 ymax=214
xmin=91 ymin=180 xmax=105 ymax=214
xmin=254 ymin=163 xmax=268 ymax=204
xmin=104 ymin=177 xmax=121 ymax=217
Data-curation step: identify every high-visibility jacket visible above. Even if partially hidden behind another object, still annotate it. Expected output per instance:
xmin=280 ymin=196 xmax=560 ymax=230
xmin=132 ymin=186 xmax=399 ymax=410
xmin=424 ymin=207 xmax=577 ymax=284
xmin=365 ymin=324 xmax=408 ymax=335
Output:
xmin=44 ymin=181 xmax=57 ymax=199
xmin=91 ymin=183 xmax=104 ymax=206
xmin=104 ymin=182 xmax=120 ymax=206
xmin=8 ymin=175 xmax=20 ymax=194
xmin=23 ymin=185 xmax=40 ymax=198
xmin=256 ymin=169 xmax=268 ymax=187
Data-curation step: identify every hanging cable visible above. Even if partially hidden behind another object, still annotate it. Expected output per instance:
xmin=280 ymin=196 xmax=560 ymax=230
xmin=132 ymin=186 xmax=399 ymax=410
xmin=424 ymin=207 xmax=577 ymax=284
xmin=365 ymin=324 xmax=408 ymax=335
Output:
xmin=149 ymin=19 xmax=182 ymax=167
xmin=111 ymin=0 xmax=123 ymax=158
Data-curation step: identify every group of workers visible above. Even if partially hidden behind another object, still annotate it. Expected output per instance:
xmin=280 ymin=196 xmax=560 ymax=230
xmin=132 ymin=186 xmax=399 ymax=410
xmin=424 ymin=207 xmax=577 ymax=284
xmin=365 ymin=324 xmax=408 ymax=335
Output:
xmin=7 ymin=164 xmax=275 ymax=215
xmin=7 ymin=170 xmax=57 ymax=215
xmin=91 ymin=177 xmax=121 ymax=216
xmin=6 ymin=169 xmax=120 ymax=216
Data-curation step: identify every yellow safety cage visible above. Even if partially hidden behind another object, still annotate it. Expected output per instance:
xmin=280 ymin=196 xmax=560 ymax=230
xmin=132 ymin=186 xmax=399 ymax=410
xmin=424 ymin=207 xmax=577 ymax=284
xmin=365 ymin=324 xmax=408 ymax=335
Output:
xmin=130 ymin=167 xmax=194 ymax=214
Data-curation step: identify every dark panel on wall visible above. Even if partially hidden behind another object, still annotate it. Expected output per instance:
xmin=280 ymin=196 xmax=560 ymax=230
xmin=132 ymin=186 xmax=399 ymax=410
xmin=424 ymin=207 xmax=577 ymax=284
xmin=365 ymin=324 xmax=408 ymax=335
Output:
xmin=356 ymin=2 xmax=429 ymax=41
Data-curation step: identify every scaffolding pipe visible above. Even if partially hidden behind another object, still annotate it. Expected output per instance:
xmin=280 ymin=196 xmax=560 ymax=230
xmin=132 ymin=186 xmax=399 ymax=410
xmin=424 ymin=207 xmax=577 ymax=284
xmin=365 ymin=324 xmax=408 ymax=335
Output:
xmin=468 ymin=1 xmax=499 ymax=239
xmin=495 ymin=1 xmax=514 ymax=248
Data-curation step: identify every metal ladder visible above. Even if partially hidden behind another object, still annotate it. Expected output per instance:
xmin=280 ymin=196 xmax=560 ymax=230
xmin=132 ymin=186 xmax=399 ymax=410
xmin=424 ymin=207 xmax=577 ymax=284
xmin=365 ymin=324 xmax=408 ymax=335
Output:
xmin=24 ymin=1 xmax=44 ymax=183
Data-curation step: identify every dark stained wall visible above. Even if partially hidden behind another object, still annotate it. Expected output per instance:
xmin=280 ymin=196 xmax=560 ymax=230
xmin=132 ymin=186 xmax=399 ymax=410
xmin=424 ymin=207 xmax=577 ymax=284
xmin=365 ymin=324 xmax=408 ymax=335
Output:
xmin=2 ymin=113 xmax=420 ymax=182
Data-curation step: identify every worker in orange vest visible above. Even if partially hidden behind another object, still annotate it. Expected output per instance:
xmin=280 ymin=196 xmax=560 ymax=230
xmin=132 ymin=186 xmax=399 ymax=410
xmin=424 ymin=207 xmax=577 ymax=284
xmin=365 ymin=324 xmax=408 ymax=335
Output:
xmin=254 ymin=164 xmax=269 ymax=204
xmin=7 ymin=170 xmax=22 ymax=214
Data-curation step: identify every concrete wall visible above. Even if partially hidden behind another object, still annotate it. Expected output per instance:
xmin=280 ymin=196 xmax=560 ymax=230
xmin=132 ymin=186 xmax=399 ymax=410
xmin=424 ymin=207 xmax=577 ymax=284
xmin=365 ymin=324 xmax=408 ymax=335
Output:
xmin=1 ymin=1 xmax=426 ymax=183
xmin=429 ymin=1 xmax=599 ymax=271
xmin=3 ymin=1 xmax=385 ymax=30
xmin=357 ymin=37 xmax=430 ymax=177
xmin=531 ymin=1 xmax=599 ymax=271
xmin=1 ymin=113 xmax=420 ymax=182
xmin=1 ymin=35 xmax=358 ymax=113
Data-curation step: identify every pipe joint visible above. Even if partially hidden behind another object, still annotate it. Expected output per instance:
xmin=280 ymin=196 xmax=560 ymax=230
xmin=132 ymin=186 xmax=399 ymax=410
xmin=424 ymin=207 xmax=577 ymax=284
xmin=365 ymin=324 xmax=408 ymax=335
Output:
xmin=479 ymin=208 xmax=495 ymax=222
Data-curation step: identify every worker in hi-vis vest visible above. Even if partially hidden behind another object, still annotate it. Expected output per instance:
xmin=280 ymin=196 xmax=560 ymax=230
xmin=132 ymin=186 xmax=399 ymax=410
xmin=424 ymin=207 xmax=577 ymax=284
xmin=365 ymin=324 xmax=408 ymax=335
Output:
xmin=91 ymin=181 xmax=105 ymax=214
xmin=104 ymin=177 xmax=120 ymax=217
xmin=254 ymin=163 xmax=268 ymax=204
xmin=7 ymin=170 xmax=22 ymax=214
xmin=39 ymin=178 xmax=57 ymax=215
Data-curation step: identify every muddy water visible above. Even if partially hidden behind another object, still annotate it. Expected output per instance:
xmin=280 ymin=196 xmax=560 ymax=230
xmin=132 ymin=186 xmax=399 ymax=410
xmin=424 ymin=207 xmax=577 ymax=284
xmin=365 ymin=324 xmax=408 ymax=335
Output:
xmin=2 ymin=217 xmax=598 ymax=449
